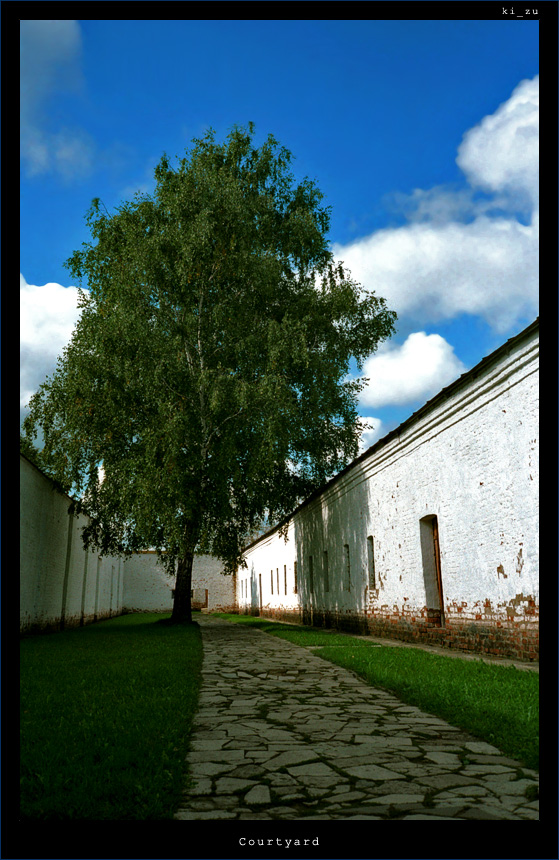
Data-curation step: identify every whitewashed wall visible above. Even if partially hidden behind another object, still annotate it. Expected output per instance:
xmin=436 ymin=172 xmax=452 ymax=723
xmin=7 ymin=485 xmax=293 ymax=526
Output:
xmin=121 ymin=551 xmax=175 ymax=612
xmin=20 ymin=454 xmax=235 ymax=631
xmin=239 ymin=321 xmax=539 ymax=661
xmin=20 ymin=455 xmax=124 ymax=632
xmin=122 ymin=551 xmax=235 ymax=613
xmin=188 ymin=554 xmax=237 ymax=612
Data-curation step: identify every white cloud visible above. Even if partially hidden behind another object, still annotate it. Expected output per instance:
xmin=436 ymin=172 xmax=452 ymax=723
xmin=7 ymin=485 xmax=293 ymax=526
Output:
xmin=336 ymin=214 xmax=537 ymax=334
xmin=20 ymin=20 xmax=95 ymax=180
xmin=357 ymin=417 xmax=385 ymax=452
xmin=20 ymin=274 xmax=82 ymax=414
xmin=334 ymin=76 xmax=539 ymax=335
xmin=22 ymin=126 xmax=96 ymax=181
xmin=456 ymin=76 xmax=539 ymax=209
xmin=359 ymin=332 xmax=467 ymax=409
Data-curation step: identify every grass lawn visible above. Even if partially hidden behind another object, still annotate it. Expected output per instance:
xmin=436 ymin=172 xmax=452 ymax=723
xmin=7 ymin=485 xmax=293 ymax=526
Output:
xmin=212 ymin=612 xmax=539 ymax=771
xmin=20 ymin=612 xmax=203 ymax=820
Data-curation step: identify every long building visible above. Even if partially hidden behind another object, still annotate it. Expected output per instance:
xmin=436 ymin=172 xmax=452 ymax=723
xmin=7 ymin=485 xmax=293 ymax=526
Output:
xmin=237 ymin=320 xmax=539 ymax=662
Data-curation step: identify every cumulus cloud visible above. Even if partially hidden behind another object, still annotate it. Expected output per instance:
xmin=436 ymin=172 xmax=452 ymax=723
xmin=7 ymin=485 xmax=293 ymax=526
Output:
xmin=357 ymin=417 xmax=386 ymax=452
xmin=359 ymin=332 xmax=467 ymax=409
xmin=20 ymin=274 xmax=82 ymax=417
xmin=337 ymin=215 xmax=537 ymax=335
xmin=20 ymin=20 xmax=95 ymax=180
xmin=334 ymin=76 xmax=539 ymax=335
xmin=456 ymin=76 xmax=539 ymax=210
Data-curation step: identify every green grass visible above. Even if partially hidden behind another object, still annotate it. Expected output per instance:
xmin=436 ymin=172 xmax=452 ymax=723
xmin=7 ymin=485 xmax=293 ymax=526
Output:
xmin=212 ymin=613 xmax=539 ymax=771
xmin=20 ymin=613 xmax=203 ymax=820
xmin=211 ymin=612 xmax=358 ymax=646
xmin=317 ymin=646 xmax=539 ymax=771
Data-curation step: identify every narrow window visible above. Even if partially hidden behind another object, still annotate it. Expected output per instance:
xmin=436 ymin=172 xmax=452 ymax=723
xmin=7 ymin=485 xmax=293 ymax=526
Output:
xmin=344 ymin=544 xmax=351 ymax=591
xmin=271 ymin=569 xmax=273 ymax=595
xmin=277 ymin=567 xmax=280 ymax=595
xmin=309 ymin=555 xmax=314 ymax=593
xmin=323 ymin=551 xmax=329 ymax=592
xmin=367 ymin=536 xmax=375 ymax=589
xmin=419 ymin=515 xmax=445 ymax=627
xmin=284 ymin=564 xmax=287 ymax=595
xmin=294 ymin=560 xmax=298 ymax=594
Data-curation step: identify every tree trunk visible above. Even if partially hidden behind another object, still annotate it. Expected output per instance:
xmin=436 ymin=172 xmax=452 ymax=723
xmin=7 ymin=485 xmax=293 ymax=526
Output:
xmin=171 ymin=547 xmax=195 ymax=624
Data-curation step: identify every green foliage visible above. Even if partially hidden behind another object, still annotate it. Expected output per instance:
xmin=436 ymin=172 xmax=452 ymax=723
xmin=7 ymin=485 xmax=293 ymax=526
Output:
xmin=20 ymin=613 xmax=203 ymax=819
xmin=22 ymin=123 xmax=396 ymax=589
xmin=20 ymin=433 xmax=43 ymax=469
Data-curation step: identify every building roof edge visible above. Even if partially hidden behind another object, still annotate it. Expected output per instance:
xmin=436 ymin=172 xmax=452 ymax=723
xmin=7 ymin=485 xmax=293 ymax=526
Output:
xmin=242 ymin=318 xmax=539 ymax=554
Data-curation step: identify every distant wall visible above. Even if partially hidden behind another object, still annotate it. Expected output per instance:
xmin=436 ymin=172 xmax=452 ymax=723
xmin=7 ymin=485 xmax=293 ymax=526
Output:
xmin=121 ymin=551 xmax=174 ymax=612
xmin=190 ymin=554 xmax=236 ymax=612
xmin=20 ymin=454 xmax=237 ymax=632
xmin=122 ymin=551 xmax=235 ymax=613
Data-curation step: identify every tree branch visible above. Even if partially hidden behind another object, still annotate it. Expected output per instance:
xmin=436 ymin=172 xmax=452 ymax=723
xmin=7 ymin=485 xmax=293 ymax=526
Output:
xmin=205 ymin=407 xmax=244 ymax=450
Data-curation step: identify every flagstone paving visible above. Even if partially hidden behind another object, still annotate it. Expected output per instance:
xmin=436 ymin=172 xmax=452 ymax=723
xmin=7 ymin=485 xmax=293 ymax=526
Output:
xmin=174 ymin=615 xmax=539 ymax=821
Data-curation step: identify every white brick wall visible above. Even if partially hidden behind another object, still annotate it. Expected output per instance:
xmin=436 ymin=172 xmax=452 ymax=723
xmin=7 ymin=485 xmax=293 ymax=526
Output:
xmin=20 ymin=455 xmax=236 ymax=630
xmin=20 ymin=456 xmax=124 ymax=631
xmin=121 ymin=551 xmax=235 ymax=613
xmin=239 ymin=321 xmax=539 ymax=659
xmin=121 ymin=551 xmax=174 ymax=612
xmin=188 ymin=554 xmax=236 ymax=611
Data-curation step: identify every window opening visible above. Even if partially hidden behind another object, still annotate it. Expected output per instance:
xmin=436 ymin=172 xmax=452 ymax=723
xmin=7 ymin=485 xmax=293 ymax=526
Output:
xmin=419 ymin=515 xmax=445 ymax=627
xmin=344 ymin=544 xmax=351 ymax=591
xmin=323 ymin=551 xmax=329 ymax=592
xmin=309 ymin=555 xmax=314 ymax=593
xmin=367 ymin=536 xmax=375 ymax=589
xmin=294 ymin=561 xmax=298 ymax=594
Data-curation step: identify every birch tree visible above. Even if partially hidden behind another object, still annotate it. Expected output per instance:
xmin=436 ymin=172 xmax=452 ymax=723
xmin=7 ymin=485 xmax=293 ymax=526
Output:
xmin=23 ymin=123 xmax=397 ymax=623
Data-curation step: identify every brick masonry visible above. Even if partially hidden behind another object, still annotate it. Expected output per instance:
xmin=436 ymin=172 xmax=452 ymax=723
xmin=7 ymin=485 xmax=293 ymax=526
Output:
xmin=237 ymin=321 xmax=539 ymax=662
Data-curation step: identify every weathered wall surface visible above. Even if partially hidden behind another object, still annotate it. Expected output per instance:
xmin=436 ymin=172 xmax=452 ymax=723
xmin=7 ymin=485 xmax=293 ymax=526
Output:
xmin=189 ymin=554 xmax=237 ymax=612
xmin=20 ymin=454 xmax=235 ymax=631
xmin=20 ymin=455 xmax=124 ymax=632
xmin=121 ymin=551 xmax=175 ymax=612
xmin=238 ymin=321 xmax=539 ymax=661
xmin=122 ymin=551 xmax=235 ymax=613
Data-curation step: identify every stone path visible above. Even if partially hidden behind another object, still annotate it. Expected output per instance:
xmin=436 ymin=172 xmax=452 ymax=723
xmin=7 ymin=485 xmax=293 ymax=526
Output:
xmin=174 ymin=616 xmax=539 ymax=821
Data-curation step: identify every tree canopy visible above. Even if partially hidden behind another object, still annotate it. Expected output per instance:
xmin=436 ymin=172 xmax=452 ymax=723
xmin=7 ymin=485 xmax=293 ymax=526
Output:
xmin=23 ymin=123 xmax=397 ymax=622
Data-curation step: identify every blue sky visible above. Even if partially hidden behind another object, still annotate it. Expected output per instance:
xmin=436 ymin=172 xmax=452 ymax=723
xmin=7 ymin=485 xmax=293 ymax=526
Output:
xmin=21 ymin=18 xmax=539 ymax=451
